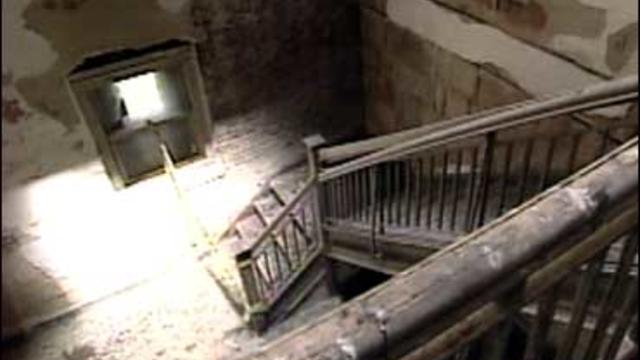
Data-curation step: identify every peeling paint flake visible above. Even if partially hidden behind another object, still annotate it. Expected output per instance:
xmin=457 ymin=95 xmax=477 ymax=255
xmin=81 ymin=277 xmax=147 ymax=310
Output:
xmin=564 ymin=187 xmax=597 ymax=214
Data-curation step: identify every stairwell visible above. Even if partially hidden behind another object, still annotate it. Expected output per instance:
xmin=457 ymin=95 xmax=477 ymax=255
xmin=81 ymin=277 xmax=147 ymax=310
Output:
xmin=170 ymin=77 xmax=638 ymax=359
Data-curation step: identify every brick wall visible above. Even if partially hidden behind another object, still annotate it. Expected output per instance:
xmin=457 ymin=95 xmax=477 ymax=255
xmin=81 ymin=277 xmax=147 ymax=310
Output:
xmin=190 ymin=0 xmax=364 ymax=177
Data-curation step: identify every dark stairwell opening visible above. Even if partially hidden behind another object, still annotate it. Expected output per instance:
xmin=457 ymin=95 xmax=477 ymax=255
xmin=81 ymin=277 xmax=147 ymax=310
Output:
xmin=331 ymin=262 xmax=391 ymax=302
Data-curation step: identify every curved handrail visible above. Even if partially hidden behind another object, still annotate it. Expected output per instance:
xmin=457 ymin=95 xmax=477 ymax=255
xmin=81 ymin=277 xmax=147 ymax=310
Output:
xmin=240 ymin=137 xmax=639 ymax=360
xmin=319 ymin=76 xmax=638 ymax=182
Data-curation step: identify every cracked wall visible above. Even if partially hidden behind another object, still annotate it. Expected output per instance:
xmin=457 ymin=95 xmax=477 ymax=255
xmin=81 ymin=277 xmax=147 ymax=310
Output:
xmin=360 ymin=0 xmax=637 ymax=135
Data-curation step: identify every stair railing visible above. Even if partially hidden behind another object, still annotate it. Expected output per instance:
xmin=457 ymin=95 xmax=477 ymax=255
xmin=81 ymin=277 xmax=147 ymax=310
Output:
xmin=233 ymin=175 xmax=324 ymax=329
xmin=240 ymin=134 xmax=639 ymax=360
xmin=235 ymin=76 xmax=637 ymax=331
xmin=315 ymin=76 xmax=638 ymax=259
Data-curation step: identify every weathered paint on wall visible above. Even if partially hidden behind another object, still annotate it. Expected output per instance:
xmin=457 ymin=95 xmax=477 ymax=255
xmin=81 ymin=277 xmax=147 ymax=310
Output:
xmin=2 ymin=0 xmax=195 ymax=189
xmin=428 ymin=0 xmax=638 ymax=78
xmin=360 ymin=0 xmax=637 ymax=136
xmin=2 ymin=0 xmax=363 ymax=336
xmin=386 ymin=0 xmax=604 ymax=96
xmin=18 ymin=0 xmax=194 ymax=129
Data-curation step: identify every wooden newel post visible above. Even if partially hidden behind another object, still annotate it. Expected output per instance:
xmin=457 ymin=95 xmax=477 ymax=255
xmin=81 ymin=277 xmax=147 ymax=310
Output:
xmin=303 ymin=134 xmax=327 ymax=245
xmin=235 ymin=250 xmax=268 ymax=333
xmin=303 ymin=134 xmax=338 ymax=294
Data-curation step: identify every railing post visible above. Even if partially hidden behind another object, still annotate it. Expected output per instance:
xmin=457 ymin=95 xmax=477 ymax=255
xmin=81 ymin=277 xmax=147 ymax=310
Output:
xmin=472 ymin=131 xmax=496 ymax=229
xmin=303 ymin=134 xmax=327 ymax=244
xmin=235 ymin=250 xmax=267 ymax=332
xmin=303 ymin=135 xmax=337 ymax=294
xmin=369 ymin=164 xmax=383 ymax=258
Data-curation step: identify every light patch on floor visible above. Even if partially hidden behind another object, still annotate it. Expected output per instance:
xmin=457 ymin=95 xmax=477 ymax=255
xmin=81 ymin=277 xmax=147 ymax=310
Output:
xmin=1 ymin=156 xmax=317 ymax=359
xmin=2 ymin=159 xmax=196 ymax=334
xmin=1 ymin=261 xmax=262 ymax=360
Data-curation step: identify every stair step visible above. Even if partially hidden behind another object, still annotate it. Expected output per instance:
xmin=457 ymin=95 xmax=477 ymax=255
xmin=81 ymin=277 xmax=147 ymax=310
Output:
xmin=270 ymin=182 xmax=303 ymax=204
xmin=254 ymin=194 xmax=285 ymax=224
xmin=236 ymin=215 xmax=267 ymax=242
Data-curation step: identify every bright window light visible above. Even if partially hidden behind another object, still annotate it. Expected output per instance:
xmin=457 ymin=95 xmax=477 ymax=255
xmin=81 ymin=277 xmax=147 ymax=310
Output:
xmin=115 ymin=72 xmax=165 ymax=121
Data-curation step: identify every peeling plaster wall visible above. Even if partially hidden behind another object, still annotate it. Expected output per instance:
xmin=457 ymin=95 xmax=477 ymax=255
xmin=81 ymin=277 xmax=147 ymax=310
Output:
xmin=429 ymin=0 xmax=638 ymax=78
xmin=1 ymin=0 xmax=363 ymax=335
xmin=2 ymin=0 xmax=195 ymax=189
xmin=2 ymin=0 xmax=363 ymax=188
xmin=360 ymin=0 xmax=638 ymax=135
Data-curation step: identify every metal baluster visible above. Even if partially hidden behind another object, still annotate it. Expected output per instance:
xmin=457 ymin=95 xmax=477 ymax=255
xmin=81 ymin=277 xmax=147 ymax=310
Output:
xmin=567 ymin=133 xmax=581 ymax=174
xmin=359 ymin=169 xmax=366 ymax=222
xmin=254 ymin=256 xmax=271 ymax=296
xmin=370 ymin=165 xmax=381 ymax=257
xmin=555 ymin=249 xmax=609 ymax=360
xmin=498 ymin=143 xmax=514 ymax=215
xmin=427 ymin=156 xmax=436 ymax=229
xmin=323 ymin=182 xmax=332 ymax=219
xmin=351 ymin=172 xmax=358 ymax=220
xmin=395 ymin=161 xmax=402 ymax=226
xmin=280 ymin=228 xmax=292 ymax=273
xmin=262 ymin=250 xmax=275 ymax=289
xmin=451 ymin=149 xmax=463 ymax=230
xmin=333 ymin=180 xmax=340 ymax=219
xmin=464 ymin=147 xmax=479 ymax=232
xmin=253 ymin=261 xmax=267 ymax=301
xmin=348 ymin=172 xmax=355 ymax=221
xmin=480 ymin=319 xmax=513 ymax=360
xmin=517 ymin=138 xmax=535 ymax=205
xmin=583 ymin=230 xmax=639 ymax=360
xmin=378 ymin=165 xmax=386 ymax=236
xmin=523 ymin=283 xmax=562 ymax=360
xmin=364 ymin=167 xmax=375 ymax=221
xmin=416 ymin=158 xmax=424 ymax=227
xmin=438 ymin=151 xmax=449 ymax=230
xmin=405 ymin=160 xmax=413 ymax=227
xmin=385 ymin=162 xmax=393 ymax=226
xmin=602 ymin=281 xmax=638 ymax=360
xmin=341 ymin=175 xmax=349 ymax=219
xmin=345 ymin=174 xmax=352 ymax=220
xmin=291 ymin=220 xmax=302 ymax=268
xmin=476 ymin=133 xmax=496 ymax=228
xmin=300 ymin=207 xmax=309 ymax=249
xmin=331 ymin=179 xmax=338 ymax=219
xmin=335 ymin=178 xmax=342 ymax=218
xmin=538 ymin=138 xmax=556 ymax=192
xmin=272 ymin=240 xmax=283 ymax=282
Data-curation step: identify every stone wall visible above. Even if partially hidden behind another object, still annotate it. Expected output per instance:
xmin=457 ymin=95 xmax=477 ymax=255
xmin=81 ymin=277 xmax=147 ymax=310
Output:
xmin=2 ymin=0 xmax=363 ymax=189
xmin=360 ymin=0 xmax=637 ymax=135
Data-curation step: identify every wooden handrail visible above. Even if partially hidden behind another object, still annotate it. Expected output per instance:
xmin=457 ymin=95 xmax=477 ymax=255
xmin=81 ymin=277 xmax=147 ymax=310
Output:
xmin=240 ymin=137 xmax=638 ymax=360
xmin=400 ymin=205 xmax=638 ymax=360
xmin=317 ymin=97 xmax=542 ymax=164
xmin=319 ymin=76 xmax=637 ymax=182
xmin=234 ymin=176 xmax=317 ymax=258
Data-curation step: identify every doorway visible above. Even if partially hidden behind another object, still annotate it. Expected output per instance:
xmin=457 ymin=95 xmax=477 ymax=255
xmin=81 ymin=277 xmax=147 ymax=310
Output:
xmin=68 ymin=40 xmax=212 ymax=188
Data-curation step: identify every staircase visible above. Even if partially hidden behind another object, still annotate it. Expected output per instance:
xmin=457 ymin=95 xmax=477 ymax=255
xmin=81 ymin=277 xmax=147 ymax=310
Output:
xmin=199 ymin=77 xmax=638 ymax=359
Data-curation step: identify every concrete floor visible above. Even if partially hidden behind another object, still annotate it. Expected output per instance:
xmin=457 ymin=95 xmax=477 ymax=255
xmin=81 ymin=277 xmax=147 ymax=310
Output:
xmin=2 ymin=260 xmax=263 ymax=360
xmin=1 ymin=156 xmax=319 ymax=359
